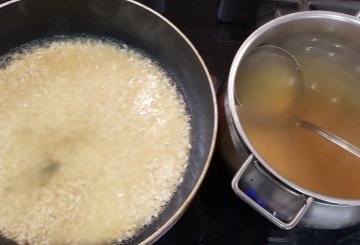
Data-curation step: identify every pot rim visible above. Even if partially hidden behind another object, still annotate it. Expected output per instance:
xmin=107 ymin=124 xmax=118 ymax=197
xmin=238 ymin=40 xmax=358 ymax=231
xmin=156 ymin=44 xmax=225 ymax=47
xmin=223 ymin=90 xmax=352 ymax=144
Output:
xmin=228 ymin=10 xmax=360 ymax=206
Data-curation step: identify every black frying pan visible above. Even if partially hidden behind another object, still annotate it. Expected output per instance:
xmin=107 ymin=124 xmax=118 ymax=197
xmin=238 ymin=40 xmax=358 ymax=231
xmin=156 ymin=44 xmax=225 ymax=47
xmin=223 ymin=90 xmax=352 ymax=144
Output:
xmin=0 ymin=0 xmax=217 ymax=244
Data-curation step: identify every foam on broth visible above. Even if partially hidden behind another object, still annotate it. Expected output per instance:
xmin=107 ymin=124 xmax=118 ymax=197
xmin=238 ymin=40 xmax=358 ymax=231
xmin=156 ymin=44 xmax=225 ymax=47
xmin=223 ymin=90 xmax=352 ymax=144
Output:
xmin=236 ymin=45 xmax=360 ymax=199
xmin=0 ymin=38 xmax=191 ymax=244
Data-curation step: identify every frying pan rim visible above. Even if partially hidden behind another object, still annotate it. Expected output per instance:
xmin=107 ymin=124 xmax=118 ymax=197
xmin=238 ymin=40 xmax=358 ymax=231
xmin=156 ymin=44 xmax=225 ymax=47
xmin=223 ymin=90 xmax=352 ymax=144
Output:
xmin=0 ymin=0 xmax=218 ymax=244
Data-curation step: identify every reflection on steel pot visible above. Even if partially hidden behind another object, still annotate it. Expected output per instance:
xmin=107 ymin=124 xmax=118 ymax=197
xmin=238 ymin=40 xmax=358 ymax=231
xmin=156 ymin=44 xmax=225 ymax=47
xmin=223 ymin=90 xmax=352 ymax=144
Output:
xmin=0 ymin=0 xmax=217 ymax=244
xmin=219 ymin=11 xmax=360 ymax=230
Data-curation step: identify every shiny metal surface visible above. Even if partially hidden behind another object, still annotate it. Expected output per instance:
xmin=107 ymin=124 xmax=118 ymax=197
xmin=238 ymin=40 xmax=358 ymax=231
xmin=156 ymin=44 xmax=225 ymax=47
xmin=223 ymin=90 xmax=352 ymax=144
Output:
xmin=221 ymin=11 xmax=360 ymax=229
xmin=356 ymin=10 xmax=360 ymax=18
xmin=297 ymin=120 xmax=360 ymax=159
xmin=232 ymin=154 xmax=314 ymax=230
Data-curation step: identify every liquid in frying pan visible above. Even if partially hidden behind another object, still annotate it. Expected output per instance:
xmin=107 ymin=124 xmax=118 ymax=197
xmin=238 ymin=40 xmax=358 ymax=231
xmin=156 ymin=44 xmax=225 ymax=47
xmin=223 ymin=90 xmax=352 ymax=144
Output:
xmin=0 ymin=38 xmax=191 ymax=244
xmin=237 ymin=45 xmax=360 ymax=199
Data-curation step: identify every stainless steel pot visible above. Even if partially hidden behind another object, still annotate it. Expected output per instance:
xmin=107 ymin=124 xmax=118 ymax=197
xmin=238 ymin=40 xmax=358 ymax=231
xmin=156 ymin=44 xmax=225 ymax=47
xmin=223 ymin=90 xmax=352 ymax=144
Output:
xmin=219 ymin=11 xmax=360 ymax=230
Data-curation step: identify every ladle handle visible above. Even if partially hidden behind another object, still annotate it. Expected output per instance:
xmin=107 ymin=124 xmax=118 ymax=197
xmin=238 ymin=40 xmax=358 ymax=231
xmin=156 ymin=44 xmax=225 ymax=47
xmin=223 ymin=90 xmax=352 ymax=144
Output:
xmin=297 ymin=120 xmax=360 ymax=159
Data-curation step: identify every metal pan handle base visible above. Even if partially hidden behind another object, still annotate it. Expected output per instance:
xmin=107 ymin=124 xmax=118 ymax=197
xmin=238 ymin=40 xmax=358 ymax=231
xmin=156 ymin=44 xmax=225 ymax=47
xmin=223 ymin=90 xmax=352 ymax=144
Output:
xmin=231 ymin=154 xmax=313 ymax=230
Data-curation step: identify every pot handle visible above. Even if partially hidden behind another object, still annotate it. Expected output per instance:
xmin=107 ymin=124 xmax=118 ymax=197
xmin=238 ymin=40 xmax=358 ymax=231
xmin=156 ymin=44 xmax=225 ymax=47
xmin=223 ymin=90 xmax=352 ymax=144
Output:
xmin=231 ymin=154 xmax=313 ymax=230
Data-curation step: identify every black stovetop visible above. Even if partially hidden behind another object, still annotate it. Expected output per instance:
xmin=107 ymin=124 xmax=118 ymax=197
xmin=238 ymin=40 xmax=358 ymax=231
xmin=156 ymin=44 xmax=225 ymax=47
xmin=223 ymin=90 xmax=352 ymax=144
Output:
xmin=158 ymin=154 xmax=360 ymax=245
xmin=133 ymin=0 xmax=360 ymax=244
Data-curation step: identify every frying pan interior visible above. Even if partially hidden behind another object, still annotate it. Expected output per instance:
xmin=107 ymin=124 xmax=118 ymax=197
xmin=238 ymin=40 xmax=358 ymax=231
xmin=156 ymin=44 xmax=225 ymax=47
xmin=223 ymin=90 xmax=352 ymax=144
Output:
xmin=0 ymin=0 xmax=216 ymax=244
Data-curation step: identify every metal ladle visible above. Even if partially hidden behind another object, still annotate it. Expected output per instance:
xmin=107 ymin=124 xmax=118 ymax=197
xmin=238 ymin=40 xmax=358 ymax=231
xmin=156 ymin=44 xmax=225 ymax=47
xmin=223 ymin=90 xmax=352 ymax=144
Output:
xmin=236 ymin=45 xmax=360 ymax=158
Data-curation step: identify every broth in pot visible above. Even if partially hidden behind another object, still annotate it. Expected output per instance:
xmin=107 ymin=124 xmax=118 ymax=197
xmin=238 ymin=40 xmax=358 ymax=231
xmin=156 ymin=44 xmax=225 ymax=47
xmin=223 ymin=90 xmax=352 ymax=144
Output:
xmin=236 ymin=44 xmax=360 ymax=199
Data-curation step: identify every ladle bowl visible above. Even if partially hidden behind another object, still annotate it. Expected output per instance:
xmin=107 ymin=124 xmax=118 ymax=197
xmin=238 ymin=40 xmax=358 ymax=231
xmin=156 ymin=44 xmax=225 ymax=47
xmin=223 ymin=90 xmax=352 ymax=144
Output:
xmin=235 ymin=45 xmax=304 ymax=123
